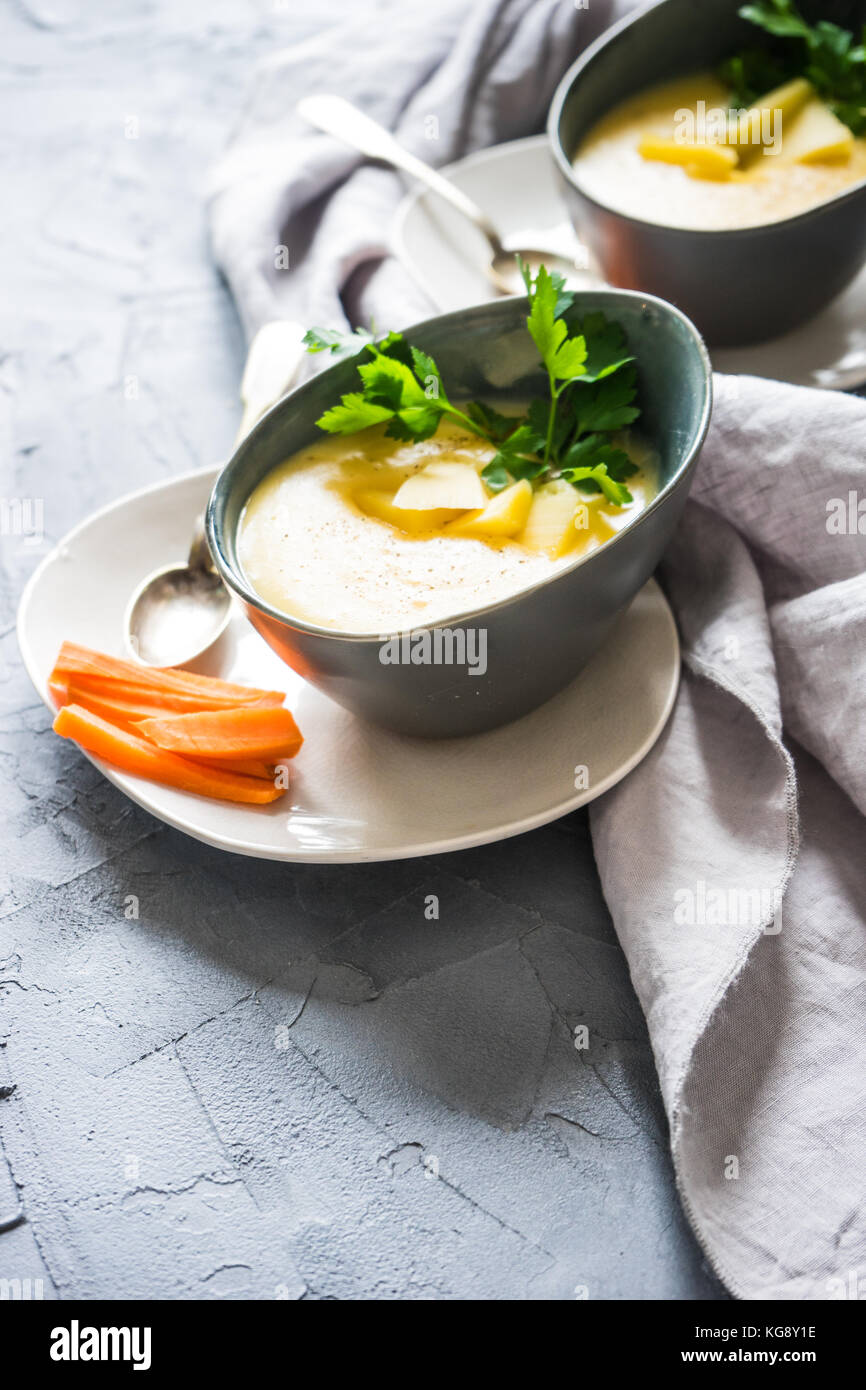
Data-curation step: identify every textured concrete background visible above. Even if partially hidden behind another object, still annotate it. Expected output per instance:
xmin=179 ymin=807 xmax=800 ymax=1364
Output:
xmin=0 ymin=0 xmax=726 ymax=1299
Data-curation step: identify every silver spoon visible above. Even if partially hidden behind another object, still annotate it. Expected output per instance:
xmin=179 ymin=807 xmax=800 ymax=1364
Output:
xmin=124 ymin=514 xmax=231 ymax=668
xmin=297 ymin=94 xmax=581 ymax=295
xmin=123 ymin=323 xmax=309 ymax=669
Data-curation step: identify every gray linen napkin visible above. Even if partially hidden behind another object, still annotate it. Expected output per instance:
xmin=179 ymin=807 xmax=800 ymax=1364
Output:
xmin=209 ymin=0 xmax=866 ymax=1300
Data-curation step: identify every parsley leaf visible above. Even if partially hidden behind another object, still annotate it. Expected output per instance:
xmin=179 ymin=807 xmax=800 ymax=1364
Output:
xmin=739 ymin=0 xmax=811 ymax=40
xmin=479 ymin=462 xmax=513 ymax=494
xmin=526 ymin=265 xmax=589 ymax=388
xmin=311 ymin=332 xmax=497 ymax=445
xmin=303 ymin=325 xmax=376 ymax=358
xmin=562 ymin=433 xmax=636 ymax=505
xmin=316 ymin=393 xmax=395 ymax=434
xmin=480 ymin=423 xmax=549 ymax=491
xmin=571 ymin=313 xmax=634 ymax=383
xmin=518 ymin=257 xmax=575 ymax=317
xmin=350 ymin=352 xmax=445 ymax=441
xmin=567 ymin=364 xmax=641 ymax=436
xmin=357 ymin=353 xmax=425 ymax=411
xmin=563 ymin=464 xmax=633 ymax=507
xmin=728 ymin=1 xmax=866 ymax=134
xmin=382 ymin=406 xmax=444 ymax=442
xmin=562 ymin=433 xmax=637 ymax=485
xmin=409 ymin=345 xmax=445 ymax=396
xmin=718 ymin=49 xmax=794 ymax=107
xmin=466 ymin=399 xmax=519 ymax=442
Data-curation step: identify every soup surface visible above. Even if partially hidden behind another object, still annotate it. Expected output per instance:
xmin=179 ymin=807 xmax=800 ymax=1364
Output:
xmin=573 ymin=74 xmax=866 ymax=230
xmin=238 ymin=418 xmax=657 ymax=634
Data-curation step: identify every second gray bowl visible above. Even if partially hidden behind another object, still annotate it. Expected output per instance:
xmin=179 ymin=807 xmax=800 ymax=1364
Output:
xmin=549 ymin=0 xmax=866 ymax=346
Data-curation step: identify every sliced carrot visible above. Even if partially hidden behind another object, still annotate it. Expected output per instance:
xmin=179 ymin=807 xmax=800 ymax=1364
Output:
xmin=58 ymin=676 xmax=269 ymax=713
xmin=136 ymin=706 xmax=303 ymax=761
xmin=53 ymin=704 xmax=285 ymax=805
xmin=183 ymin=755 xmax=275 ymax=780
xmin=51 ymin=682 xmax=191 ymax=726
xmin=52 ymin=642 xmax=285 ymax=706
xmin=52 ymin=685 xmax=277 ymax=779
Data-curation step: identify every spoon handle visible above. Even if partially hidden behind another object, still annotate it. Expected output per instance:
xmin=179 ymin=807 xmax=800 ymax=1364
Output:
xmin=236 ymin=320 xmax=308 ymax=447
xmin=297 ymin=94 xmax=505 ymax=258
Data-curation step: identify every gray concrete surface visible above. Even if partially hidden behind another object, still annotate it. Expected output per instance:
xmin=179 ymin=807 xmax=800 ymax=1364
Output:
xmin=0 ymin=0 xmax=726 ymax=1300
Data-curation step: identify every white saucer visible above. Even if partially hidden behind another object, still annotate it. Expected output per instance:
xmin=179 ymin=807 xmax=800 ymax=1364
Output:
xmin=17 ymin=468 xmax=680 ymax=863
xmin=393 ymin=134 xmax=866 ymax=392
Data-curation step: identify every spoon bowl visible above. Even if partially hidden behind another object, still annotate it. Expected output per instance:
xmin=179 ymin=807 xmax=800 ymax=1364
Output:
xmin=125 ymin=515 xmax=231 ymax=667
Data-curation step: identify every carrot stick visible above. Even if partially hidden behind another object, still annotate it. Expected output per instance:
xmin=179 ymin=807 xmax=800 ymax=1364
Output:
xmin=52 ymin=642 xmax=285 ymax=706
xmin=136 ymin=706 xmax=303 ymax=761
xmin=59 ymin=676 xmax=269 ymax=713
xmin=183 ymin=755 xmax=275 ymax=780
xmin=51 ymin=682 xmax=194 ymax=725
xmin=52 ymin=686 xmax=277 ymax=779
xmin=53 ymin=704 xmax=285 ymax=805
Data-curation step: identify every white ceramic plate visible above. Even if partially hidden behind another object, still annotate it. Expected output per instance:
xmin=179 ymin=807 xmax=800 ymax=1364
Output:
xmin=17 ymin=468 xmax=680 ymax=863
xmin=393 ymin=134 xmax=866 ymax=392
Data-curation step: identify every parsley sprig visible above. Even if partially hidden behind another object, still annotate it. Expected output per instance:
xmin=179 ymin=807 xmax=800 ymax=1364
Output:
xmin=304 ymin=327 xmax=495 ymax=445
xmin=721 ymin=1 xmax=866 ymax=134
xmin=304 ymin=258 xmax=641 ymax=507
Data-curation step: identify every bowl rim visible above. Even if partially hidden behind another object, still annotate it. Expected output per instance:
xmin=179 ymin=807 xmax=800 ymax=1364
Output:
xmin=547 ymin=0 xmax=866 ymax=239
xmin=206 ymin=288 xmax=712 ymax=645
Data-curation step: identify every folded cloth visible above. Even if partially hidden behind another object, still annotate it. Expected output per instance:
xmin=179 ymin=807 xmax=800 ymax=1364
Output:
xmin=209 ymin=0 xmax=866 ymax=1299
xmin=209 ymin=0 xmax=636 ymax=338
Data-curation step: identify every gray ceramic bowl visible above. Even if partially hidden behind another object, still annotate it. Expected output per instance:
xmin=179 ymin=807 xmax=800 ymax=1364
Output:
xmin=549 ymin=0 xmax=866 ymax=346
xmin=207 ymin=292 xmax=711 ymax=738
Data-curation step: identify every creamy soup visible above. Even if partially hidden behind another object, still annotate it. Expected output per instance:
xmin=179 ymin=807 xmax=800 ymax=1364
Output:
xmin=238 ymin=418 xmax=657 ymax=634
xmin=573 ymin=74 xmax=866 ymax=231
